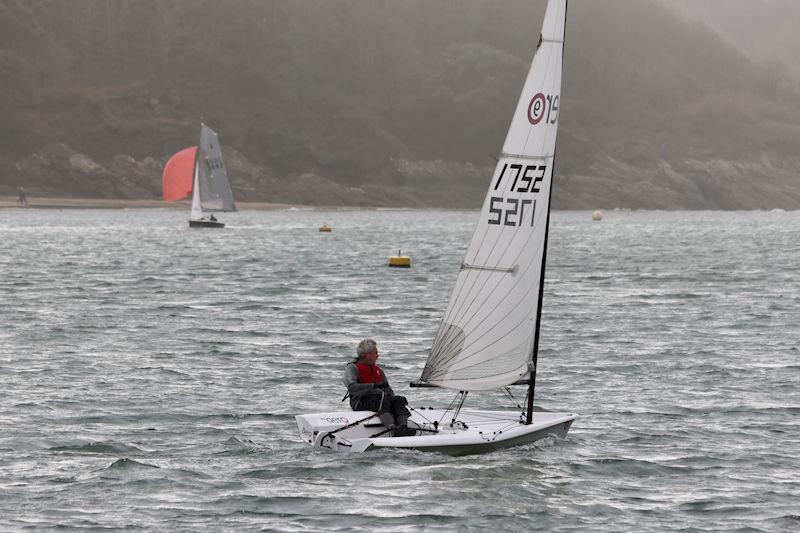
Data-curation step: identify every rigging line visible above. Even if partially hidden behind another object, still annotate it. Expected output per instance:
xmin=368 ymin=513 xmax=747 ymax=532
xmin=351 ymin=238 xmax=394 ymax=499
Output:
xmin=492 ymin=420 xmax=526 ymax=436
xmin=452 ymin=391 xmax=468 ymax=424
xmin=425 ymin=222 xmax=547 ymax=370
xmin=457 ymin=412 xmax=525 ymax=424
xmin=408 ymin=406 xmax=435 ymax=425
xmin=436 ymin=392 xmax=465 ymax=426
xmin=504 ymin=386 xmax=527 ymax=417
xmin=529 ymin=0 xmax=567 ymax=425
xmin=459 ymin=410 xmax=519 ymax=421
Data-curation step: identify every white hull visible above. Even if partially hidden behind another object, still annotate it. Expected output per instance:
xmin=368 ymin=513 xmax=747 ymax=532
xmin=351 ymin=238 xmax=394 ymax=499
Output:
xmin=296 ymin=409 xmax=577 ymax=456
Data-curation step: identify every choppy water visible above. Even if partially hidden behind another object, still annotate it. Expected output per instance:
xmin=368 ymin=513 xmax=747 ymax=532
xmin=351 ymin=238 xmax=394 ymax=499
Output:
xmin=1 ymin=208 xmax=798 ymax=531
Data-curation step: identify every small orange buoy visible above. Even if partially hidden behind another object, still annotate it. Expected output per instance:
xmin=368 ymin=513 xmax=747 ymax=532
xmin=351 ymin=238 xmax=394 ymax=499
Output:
xmin=319 ymin=223 xmax=332 ymax=232
xmin=592 ymin=210 xmax=603 ymax=221
xmin=388 ymin=250 xmax=411 ymax=268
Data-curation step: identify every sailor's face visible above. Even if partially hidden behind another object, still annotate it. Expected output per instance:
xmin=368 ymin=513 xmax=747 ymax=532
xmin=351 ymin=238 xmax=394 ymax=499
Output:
xmin=364 ymin=347 xmax=379 ymax=365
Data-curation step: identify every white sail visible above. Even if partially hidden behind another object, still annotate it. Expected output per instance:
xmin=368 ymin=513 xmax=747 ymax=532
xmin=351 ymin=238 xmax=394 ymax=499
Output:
xmin=189 ymin=155 xmax=203 ymax=221
xmin=196 ymin=123 xmax=236 ymax=213
xmin=420 ymin=0 xmax=567 ymax=391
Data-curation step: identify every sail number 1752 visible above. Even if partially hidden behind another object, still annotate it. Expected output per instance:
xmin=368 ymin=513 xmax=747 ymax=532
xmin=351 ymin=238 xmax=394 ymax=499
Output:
xmin=487 ymin=162 xmax=547 ymax=226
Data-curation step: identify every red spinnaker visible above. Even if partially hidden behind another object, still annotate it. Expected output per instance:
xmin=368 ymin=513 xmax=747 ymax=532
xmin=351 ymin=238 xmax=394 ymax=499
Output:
xmin=162 ymin=146 xmax=197 ymax=201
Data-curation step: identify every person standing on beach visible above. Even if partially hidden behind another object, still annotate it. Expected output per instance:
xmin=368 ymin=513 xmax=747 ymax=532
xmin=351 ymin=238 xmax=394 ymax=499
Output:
xmin=17 ymin=187 xmax=27 ymax=206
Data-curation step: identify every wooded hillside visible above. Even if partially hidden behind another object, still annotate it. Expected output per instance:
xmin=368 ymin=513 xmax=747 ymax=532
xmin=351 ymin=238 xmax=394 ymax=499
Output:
xmin=2 ymin=0 xmax=800 ymax=209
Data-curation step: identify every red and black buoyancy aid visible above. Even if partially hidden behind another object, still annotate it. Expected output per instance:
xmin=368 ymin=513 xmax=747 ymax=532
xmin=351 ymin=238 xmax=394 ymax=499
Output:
xmin=355 ymin=362 xmax=383 ymax=384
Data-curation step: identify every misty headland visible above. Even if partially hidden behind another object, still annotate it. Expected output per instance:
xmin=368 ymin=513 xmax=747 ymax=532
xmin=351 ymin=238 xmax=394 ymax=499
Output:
xmin=2 ymin=0 xmax=800 ymax=209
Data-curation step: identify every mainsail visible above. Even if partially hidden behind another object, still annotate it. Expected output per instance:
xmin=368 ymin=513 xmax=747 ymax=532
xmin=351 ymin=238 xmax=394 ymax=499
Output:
xmin=196 ymin=123 xmax=236 ymax=213
xmin=420 ymin=0 xmax=567 ymax=391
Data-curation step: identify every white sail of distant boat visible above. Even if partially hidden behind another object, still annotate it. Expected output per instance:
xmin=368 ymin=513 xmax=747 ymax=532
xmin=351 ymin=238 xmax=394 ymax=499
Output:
xmin=296 ymin=0 xmax=577 ymax=454
xmin=163 ymin=123 xmax=236 ymax=228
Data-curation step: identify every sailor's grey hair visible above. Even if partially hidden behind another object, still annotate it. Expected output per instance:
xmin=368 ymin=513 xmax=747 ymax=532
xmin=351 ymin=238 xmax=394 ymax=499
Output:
xmin=356 ymin=339 xmax=377 ymax=359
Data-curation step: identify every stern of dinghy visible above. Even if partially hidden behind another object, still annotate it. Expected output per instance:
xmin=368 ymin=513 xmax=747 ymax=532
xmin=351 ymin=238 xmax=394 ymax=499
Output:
xmin=295 ymin=411 xmax=387 ymax=451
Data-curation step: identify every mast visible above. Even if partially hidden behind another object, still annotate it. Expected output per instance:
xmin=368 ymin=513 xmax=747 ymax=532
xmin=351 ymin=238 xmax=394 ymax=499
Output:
xmin=526 ymin=0 xmax=567 ymax=425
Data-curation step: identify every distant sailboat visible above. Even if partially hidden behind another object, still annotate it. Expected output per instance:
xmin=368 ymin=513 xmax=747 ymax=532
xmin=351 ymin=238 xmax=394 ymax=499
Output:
xmin=296 ymin=0 xmax=576 ymax=454
xmin=162 ymin=123 xmax=236 ymax=228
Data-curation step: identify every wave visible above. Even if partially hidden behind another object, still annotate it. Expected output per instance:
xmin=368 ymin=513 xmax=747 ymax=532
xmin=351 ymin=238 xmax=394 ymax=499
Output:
xmin=50 ymin=441 xmax=144 ymax=454
xmin=106 ymin=458 xmax=159 ymax=470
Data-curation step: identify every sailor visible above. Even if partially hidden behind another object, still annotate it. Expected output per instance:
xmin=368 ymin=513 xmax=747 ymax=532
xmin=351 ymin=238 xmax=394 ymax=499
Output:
xmin=343 ymin=339 xmax=416 ymax=437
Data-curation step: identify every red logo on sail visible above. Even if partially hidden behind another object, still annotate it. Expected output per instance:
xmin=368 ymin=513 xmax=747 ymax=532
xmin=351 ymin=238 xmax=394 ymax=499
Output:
xmin=527 ymin=92 xmax=560 ymax=125
xmin=528 ymin=93 xmax=546 ymax=124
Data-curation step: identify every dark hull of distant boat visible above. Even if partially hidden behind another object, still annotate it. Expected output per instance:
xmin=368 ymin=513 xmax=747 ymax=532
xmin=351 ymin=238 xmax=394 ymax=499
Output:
xmin=189 ymin=219 xmax=225 ymax=228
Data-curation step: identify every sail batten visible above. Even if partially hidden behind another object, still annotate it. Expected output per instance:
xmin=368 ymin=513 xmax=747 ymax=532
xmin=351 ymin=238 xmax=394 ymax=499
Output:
xmin=460 ymin=263 xmax=516 ymax=273
xmin=500 ymin=153 xmax=554 ymax=161
xmin=420 ymin=0 xmax=567 ymax=392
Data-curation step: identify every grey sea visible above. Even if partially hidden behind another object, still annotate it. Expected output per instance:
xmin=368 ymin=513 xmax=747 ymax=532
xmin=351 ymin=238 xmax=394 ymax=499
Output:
xmin=1 ymin=208 xmax=798 ymax=532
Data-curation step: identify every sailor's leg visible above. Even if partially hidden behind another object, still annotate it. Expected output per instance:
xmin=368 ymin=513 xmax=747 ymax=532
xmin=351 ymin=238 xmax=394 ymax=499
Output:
xmin=360 ymin=394 xmax=396 ymax=429
xmin=378 ymin=411 xmax=396 ymax=428
xmin=391 ymin=396 xmax=412 ymax=427
xmin=376 ymin=394 xmax=396 ymax=428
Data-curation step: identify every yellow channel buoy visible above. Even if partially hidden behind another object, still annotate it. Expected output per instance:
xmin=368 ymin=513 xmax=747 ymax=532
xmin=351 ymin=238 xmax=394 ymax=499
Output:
xmin=592 ymin=210 xmax=603 ymax=221
xmin=319 ymin=223 xmax=332 ymax=232
xmin=388 ymin=250 xmax=411 ymax=268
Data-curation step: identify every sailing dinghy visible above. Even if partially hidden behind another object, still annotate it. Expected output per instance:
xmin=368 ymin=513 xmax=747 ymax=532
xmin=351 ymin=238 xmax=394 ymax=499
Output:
xmin=162 ymin=123 xmax=236 ymax=228
xmin=296 ymin=0 xmax=577 ymax=455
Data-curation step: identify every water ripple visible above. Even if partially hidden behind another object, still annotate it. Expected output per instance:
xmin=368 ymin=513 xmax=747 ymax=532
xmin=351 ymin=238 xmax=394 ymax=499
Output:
xmin=1 ymin=209 xmax=799 ymax=531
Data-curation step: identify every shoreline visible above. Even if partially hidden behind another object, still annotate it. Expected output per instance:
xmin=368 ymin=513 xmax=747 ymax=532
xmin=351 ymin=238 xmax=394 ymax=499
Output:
xmin=0 ymin=196 xmax=307 ymax=210
xmin=1 ymin=197 xmax=794 ymax=212
xmin=0 ymin=196 xmax=480 ymax=211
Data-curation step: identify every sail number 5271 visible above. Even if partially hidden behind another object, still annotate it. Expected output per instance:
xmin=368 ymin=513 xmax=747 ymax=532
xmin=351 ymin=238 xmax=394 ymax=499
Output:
xmin=488 ymin=198 xmax=537 ymax=226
